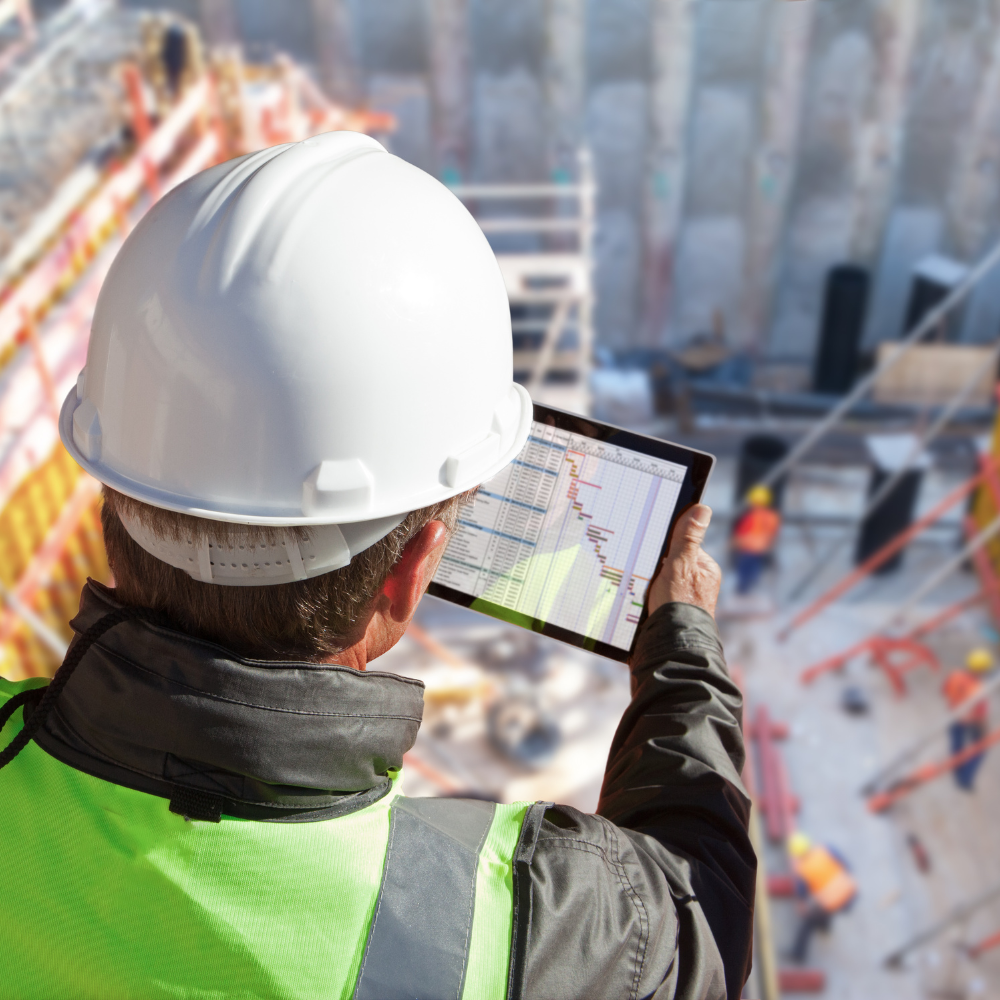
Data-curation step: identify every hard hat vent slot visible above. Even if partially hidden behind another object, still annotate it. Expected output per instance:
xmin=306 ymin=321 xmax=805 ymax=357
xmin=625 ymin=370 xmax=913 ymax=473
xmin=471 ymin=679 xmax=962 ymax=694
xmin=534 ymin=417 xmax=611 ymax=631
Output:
xmin=444 ymin=433 xmax=501 ymax=489
xmin=302 ymin=459 xmax=374 ymax=517
xmin=72 ymin=399 xmax=102 ymax=462
xmin=491 ymin=385 xmax=522 ymax=449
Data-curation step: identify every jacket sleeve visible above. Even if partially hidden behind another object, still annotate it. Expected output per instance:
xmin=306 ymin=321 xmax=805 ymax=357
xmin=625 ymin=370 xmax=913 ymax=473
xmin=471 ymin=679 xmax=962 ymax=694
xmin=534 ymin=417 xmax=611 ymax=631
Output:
xmin=512 ymin=603 xmax=756 ymax=1000
xmin=597 ymin=601 xmax=756 ymax=998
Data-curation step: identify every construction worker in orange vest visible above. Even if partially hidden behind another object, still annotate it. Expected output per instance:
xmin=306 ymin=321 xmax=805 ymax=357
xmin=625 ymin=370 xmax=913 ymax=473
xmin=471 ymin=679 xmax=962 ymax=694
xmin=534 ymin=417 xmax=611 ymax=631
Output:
xmin=943 ymin=647 xmax=994 ymax=791
xmin=787 ymin=831 xmax=858 ymax=964
xmin=732 ymin=484 xmax=782 ymax=594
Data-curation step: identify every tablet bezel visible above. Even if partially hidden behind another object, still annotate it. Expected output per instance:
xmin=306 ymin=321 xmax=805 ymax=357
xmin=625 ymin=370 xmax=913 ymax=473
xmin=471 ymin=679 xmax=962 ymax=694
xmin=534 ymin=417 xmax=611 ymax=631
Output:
xmin=426 ymin=402 xmax=716 ymax=663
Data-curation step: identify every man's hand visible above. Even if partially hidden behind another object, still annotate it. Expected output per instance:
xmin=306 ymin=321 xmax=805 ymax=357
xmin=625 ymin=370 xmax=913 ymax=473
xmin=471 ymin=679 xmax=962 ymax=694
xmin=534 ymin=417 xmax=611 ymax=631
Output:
xmin=647 ymin=504 xmax=721 ymax=619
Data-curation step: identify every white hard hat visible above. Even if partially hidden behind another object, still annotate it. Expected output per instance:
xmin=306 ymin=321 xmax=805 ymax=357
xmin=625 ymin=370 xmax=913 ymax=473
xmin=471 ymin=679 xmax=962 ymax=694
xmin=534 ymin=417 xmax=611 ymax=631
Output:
xmin=60 ymin=131 xmax=532 ymax=584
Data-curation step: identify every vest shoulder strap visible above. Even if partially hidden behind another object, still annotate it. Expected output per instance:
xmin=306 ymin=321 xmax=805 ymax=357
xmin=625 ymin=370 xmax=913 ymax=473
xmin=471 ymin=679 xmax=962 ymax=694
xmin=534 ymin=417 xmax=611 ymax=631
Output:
xmin=354 ymin=795 xmax=496 ymax=1000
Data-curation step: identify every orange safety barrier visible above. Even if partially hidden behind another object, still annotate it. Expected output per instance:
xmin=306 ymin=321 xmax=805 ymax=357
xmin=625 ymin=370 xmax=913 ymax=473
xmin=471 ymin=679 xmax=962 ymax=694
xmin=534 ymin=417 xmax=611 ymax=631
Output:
xmin=0 ymin=57 xmax=396 ymax=681
xmin=801 ymin=461 xmax=1000 ymax=688
xmin=766 ymin=873 xmax=796 ymax=897
xmin=0 ymin=446 xmax=110 ymax=679
xmin=868 ymin=637 xmax=940 ymax=697
xmin=800 ymin=592 xmax=984 ymax=686
xmin=779 ymin=469 xmax=988 ymax=642
xmin=967 ymin=928 xmax=1000 ymax=959
xmin=751 ymin=704 xmax=799 ymax=843
xmin=778 ymin=969 xmax=826 ymax=993
xmin=868 ymin=725 xmax=1000 ymax=813
xmin=0 ymin=76 xmax=217 ymax=354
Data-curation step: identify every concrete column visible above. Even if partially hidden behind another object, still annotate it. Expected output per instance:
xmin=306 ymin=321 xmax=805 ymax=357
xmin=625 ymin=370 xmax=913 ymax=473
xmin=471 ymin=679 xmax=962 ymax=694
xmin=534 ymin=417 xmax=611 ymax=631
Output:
xmin=309 ymin=0 xmax=361 ymax=106
xmin=741 ymin=0 xmax=816 ymax=347
xmin=544 ymin=0 xmax=585 ymax=180
xmin=198 ymin=0 xmax=239 ymax=46
xmin=944 ymin=0 xmax=1000 ymax=342
xmin=642 ymin=0 xmax=697 ymax=346
xmin=848 ymin=0 xmax=923 ymax=261
xmin=946 ymin=0 xmax=1000 ymax=262
xmin=426 ymin=0 xmax=471 ymax=181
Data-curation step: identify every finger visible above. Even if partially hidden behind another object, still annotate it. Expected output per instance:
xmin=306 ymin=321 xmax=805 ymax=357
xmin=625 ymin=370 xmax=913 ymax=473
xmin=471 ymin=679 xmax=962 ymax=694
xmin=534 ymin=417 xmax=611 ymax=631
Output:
xmin=667 ymin=504 xmax=712 ymax=560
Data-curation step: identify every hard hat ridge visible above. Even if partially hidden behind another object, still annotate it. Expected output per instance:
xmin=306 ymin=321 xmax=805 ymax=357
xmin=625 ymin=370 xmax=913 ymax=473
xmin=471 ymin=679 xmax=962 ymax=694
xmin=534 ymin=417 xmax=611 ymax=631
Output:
xmin=193 ymin=132 xmax=386 ymax=293
xmin=60 ymin=130 xmax=533 ymax=584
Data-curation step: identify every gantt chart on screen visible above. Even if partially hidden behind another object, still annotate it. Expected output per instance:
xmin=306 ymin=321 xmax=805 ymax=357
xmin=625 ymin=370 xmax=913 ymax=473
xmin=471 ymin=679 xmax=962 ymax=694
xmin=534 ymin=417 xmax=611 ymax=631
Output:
xmin=434 ymin=421 xmax=687 ymax=650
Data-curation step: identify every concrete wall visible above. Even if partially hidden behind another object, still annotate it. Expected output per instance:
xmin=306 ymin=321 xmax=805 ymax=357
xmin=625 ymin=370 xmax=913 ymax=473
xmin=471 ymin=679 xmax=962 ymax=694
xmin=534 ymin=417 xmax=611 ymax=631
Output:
xmin=117 ymin=0 xmax=1000 ymax=363
xmin=771 ymin=0 xmax=877 ymax=359
xmin=671 ymin=0 xmax=767 ymax=347
xmin=585 ymin=0 xmax=649 ymax=348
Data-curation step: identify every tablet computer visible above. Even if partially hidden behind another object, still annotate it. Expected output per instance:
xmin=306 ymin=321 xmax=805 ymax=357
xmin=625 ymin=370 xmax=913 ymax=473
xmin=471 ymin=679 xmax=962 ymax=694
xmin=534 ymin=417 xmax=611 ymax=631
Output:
xmin=428 ymin=403 xmax=715 ymax=663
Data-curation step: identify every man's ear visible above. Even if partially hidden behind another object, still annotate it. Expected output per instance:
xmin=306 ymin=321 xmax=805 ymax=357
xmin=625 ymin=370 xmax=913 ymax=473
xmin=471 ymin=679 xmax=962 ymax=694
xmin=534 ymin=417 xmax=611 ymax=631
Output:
xmin=380 ymin=520 xmax=451 ymax=624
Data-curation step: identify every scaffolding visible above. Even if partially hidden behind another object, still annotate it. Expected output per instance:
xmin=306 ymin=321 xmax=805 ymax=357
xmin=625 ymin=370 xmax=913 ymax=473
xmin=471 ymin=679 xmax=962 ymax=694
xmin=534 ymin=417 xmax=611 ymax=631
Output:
xmin=0 ymin=3 xmax=394 ymax=679
xmin=449 ymin=150 xmax=596 ymax=417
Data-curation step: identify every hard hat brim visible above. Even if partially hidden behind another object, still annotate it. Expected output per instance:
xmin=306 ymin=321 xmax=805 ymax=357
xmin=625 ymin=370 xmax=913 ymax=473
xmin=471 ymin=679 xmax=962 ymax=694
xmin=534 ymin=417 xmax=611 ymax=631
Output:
xmin=59 ymin=382 xmax=534 ymax=526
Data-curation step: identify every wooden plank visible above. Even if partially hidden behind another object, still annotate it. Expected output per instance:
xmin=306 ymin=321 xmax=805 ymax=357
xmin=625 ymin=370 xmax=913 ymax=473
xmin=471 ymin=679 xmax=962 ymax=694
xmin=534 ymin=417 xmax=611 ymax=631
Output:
xmin=451 ymin=183 xmax=587 ymax=199
xmin=477 ymin=218 xmax=585 ymax=234
xmin=871 ymin=343 xmax=996 ymax=407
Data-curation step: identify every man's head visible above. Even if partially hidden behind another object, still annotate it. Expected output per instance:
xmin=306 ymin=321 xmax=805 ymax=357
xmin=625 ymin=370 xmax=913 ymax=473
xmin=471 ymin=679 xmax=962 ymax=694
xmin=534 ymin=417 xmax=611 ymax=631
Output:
xmin=59 ymin=132 xmax=533 ymax=664
xmin=101 ymin=486 xmax=473 ymax=663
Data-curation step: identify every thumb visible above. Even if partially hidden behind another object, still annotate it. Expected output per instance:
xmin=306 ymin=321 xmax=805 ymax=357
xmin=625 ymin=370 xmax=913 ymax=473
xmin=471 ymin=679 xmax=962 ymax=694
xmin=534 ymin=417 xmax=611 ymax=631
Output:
xmin=667 ymin=504 xmax=712 ymax=560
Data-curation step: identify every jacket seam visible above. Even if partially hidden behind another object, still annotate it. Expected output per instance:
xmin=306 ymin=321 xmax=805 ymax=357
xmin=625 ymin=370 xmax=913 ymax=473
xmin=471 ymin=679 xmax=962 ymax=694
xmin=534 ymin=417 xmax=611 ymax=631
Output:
xmin=37 ymin=710 xmax=391 ymax=812
xmin=642 ymin=642 xmax=721 ymax=659
xmin=507 ymin=802 xmax=548 ymax=1000
xmin=87 ymin=645 xmax=423 ymax=721
xmin=608 ymin=821 xmax=649 ymax=1000
xmin=537 ymin=832 xmax=650 ymax=1000
xmin=77 ymin=597 xmax=425 ymax=686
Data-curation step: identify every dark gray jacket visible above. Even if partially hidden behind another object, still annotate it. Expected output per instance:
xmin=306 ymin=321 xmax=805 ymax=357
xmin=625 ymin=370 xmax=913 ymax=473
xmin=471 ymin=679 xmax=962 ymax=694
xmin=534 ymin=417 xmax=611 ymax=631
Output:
xmin=32 ymin=584 xmax=755 ymax=999
xmin=515 ymin=602 xmax=755 ymax=1000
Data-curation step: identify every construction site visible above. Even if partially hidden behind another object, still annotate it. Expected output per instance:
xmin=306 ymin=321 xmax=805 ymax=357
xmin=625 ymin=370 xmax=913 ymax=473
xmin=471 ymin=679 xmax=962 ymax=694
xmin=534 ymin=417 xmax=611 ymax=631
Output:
xmin=5 ymin=0 xmax=1000 ymax=996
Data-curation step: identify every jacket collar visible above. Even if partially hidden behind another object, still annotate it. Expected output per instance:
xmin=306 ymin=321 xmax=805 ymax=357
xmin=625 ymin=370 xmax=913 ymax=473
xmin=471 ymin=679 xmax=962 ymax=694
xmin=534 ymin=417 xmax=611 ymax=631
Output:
xmin=33 ymin=582 xmax=425 ymax=821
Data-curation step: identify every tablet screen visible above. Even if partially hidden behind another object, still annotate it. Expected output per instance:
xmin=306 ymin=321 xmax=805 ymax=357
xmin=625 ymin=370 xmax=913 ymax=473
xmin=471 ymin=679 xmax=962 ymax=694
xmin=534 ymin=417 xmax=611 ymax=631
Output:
xmin=430 ymin=407 xmax=712 ymax=660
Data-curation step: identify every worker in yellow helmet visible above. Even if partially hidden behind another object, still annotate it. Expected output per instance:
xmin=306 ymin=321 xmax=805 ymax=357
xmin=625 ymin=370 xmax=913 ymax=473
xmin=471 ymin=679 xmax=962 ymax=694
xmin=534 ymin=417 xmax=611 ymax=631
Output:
xmin=787 ymin=831 xmax=857 ymax=964
xmin=731 ymin=484 xmax=781 ymax=594
xmin=942 ymin=647 xmax=994 ymax=791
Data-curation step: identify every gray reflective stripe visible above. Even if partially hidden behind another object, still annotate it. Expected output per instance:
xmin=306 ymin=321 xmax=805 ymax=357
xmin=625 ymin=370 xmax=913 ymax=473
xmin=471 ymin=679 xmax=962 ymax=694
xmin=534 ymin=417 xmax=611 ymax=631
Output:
xmin=354 ymin=796 xmax=496 ymax=1000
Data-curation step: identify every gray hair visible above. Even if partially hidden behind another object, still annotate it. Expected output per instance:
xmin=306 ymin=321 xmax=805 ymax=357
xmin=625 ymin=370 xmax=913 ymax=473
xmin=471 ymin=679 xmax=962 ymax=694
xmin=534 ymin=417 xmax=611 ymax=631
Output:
xmin=101 ymin=487 xmax=471 ymax=661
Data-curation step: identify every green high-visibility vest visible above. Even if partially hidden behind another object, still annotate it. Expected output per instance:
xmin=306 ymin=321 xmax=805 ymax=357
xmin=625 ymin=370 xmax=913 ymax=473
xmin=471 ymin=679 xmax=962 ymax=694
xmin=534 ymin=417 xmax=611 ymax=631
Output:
xmin=0 ymin=677 xmax=529 ymax=999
